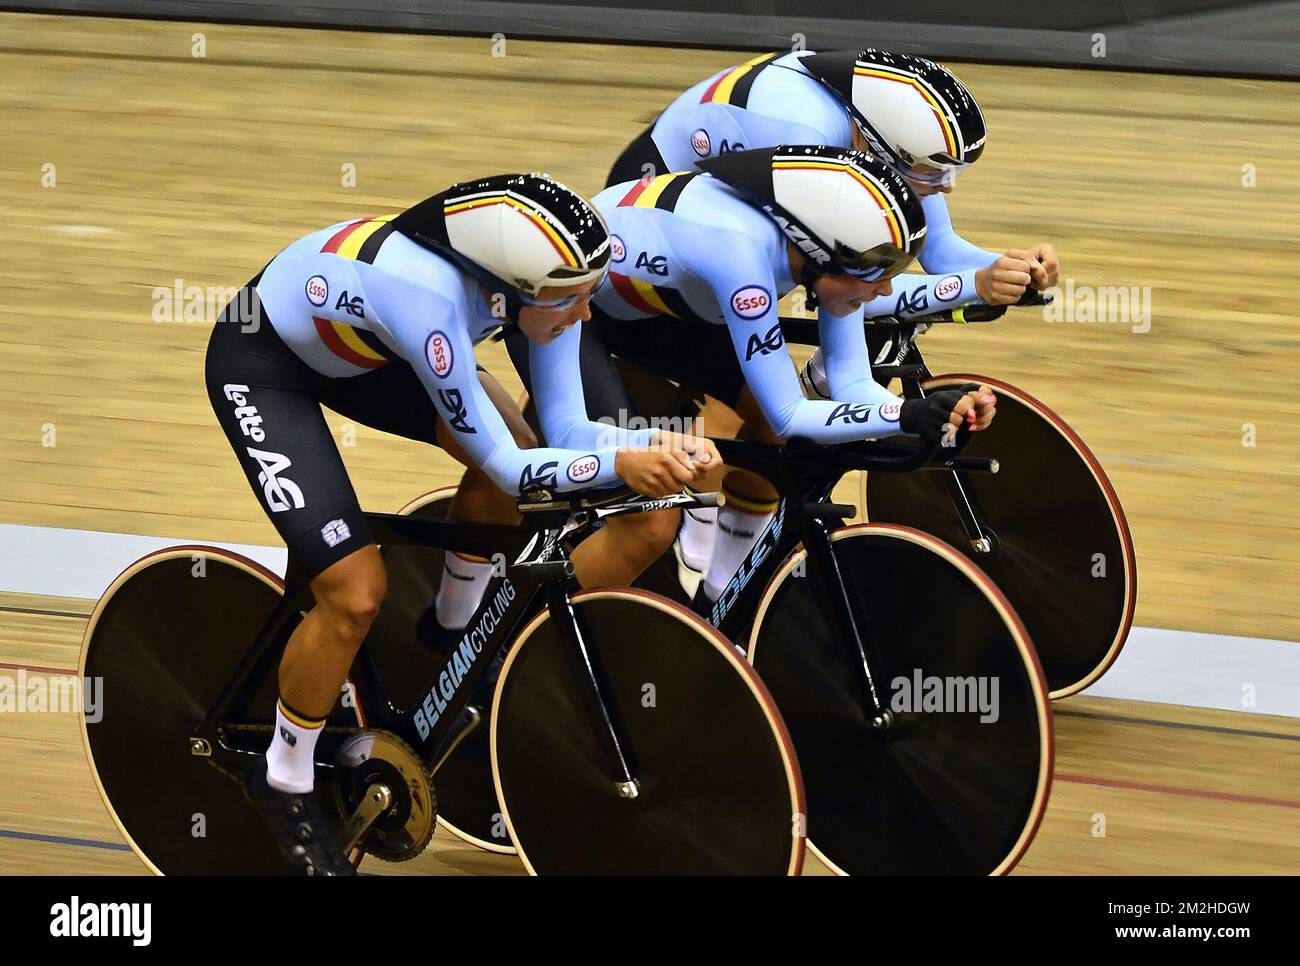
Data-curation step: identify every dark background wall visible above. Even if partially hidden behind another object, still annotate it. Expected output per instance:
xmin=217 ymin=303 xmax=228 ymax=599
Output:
xmin=3 ymin=0 xmax=1298 ymax=77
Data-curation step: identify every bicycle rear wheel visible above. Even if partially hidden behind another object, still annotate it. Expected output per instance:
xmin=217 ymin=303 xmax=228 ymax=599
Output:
xmin=864 ymin=374 xmax=1136 ymax=697
xmin=80 ymin=548 xmax=329 ymax=874
xmin=749 ymin=525 xmax=1052 ymax=876
xmin=492 ymin=589 xmax=804 ymax=875
xmin=363 ymin=487 xmax=516 ymax=853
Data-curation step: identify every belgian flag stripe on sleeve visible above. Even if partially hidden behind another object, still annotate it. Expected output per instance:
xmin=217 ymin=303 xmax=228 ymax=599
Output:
xmin=313 ymin=317 xmax=388 ymax=369
xmin=700 ymin=52 xmax=778 ymax=106
xmin=651 ymin=284 xmax=693 ymax=320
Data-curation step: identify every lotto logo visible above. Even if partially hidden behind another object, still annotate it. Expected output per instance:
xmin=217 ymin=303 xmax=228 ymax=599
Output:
xmin=305 ymin=275 xmax=329 ymax=307
xmin=935 ymin=275 xmax=963 ymax=301
xmin=426 ymin=330 xmax=454 ymax=378
xmin=690 ymin=128 xmax=711 ymax=157
xmin=321 ymin=519 xmax=351 ymax=547
xmin=223 ymin=384 xmax=266 ymax=442
xmin=731 ymin=285 xmax=771 ymax=320
xmin=880 ymin=401 xmax=902 ymax=422
xmin=566 ymin=455 xmax=600 ymax=483
xmin=610 ymin=234 xmax=626 ymax=263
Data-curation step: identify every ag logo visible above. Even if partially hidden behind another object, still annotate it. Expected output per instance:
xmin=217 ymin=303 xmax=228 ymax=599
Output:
xmin=895 ymin=284 xmax=928 ymax=315
xmin=880 ymin=401 xmax=902 ymax=422
xmin=744 ymin=321 xmax=785 ymax=360
xmin=635 ymin=252 xmax=668 ymax=276
xmin=425 ymin=330 xmax=454 ymax=378
xmin=730 ymin=285 xmax=771 ymax=320
xmin=247 ymin=447 xmax=306 ymax=513
xmin=305 ymin=275 xmax=329 ymax=307
xmin=935 ymin=275 xmax=962 ymax=301
xmin=566 ymin=455 xmax=600 ymax=483
xmin=719 ymin=139 xmax=745 ymax=153
xmin=610 ymin=234 xmax=626 ymax=263
xmin=437 ymin=388 xmax=476 ymax=434
xmin=690 ymin=128 xmax=711 ymax=157
xmin=519 ymin=460 xmax=559 ymax=494
xmin=826 ymin=403 xmax=873 ymax=426
xmin=335 ymin=291 xmax=365 ymax=318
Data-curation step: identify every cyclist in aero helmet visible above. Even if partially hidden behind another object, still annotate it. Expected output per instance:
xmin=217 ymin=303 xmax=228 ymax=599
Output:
xmin=205 ymin=173 xmax=716 ymax=875
xmin=799 ymin=48 xmax=987 ymax=189
xmin=507 ymin=147 xmax=996 ymax=614
xmin=607 ymin=47 xmax=1058 ymax=304
xmin=604 ymin=48 xmax=1038 ymax=582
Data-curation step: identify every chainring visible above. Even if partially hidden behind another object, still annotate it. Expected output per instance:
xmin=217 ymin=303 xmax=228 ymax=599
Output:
xmin=332 ymin=730 xmax=438 ymax=862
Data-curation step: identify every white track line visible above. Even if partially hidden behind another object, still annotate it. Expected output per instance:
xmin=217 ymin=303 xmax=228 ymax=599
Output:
xmin=1 ymin=522 xmax=1296 ymax=717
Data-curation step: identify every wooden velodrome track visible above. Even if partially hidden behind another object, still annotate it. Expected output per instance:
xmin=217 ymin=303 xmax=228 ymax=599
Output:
xmin=1 ymin=12 xmax=1298 ymax=875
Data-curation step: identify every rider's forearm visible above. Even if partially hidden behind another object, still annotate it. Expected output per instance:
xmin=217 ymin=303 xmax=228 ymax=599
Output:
xmin=860 ymin=268 xmax=980 ymax=320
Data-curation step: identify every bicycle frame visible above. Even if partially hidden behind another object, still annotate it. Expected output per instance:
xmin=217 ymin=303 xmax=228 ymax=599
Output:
xmin=190 ymin=495 xmax=701 ymax=787
xmin=704 ymin=435 xmax=998 ymax=724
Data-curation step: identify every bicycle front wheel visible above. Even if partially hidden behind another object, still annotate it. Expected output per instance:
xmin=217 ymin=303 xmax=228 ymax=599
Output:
xmin=492 ymin=589 xmax=804 ymax=875
xmin=750 ymin=525 xmax=1053 ymax=876
xmin=864 ymin=374 xmax=1136 ymax=697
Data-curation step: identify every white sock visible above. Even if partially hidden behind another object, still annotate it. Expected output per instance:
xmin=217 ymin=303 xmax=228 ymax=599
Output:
xmin=435 ymin=552 xmax=494 ymax=631
xmin=702 ymin=482 xmax=778 ymax=603
xmin=678 ymin=493 xmax=717 ymax=573
xmin=266 ymin=700 xmax=324 ymax=794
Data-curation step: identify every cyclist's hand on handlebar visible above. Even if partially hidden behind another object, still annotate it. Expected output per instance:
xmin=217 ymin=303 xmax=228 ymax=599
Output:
xmin=976 ymin=254 xmax=1034 ymax=305
xmin=649 ymin=431 xmax=721 ymax=479
xmin=900 ymin=389 xmax=972 ymax=447
xmin=958 ymin=383 xmax=997 ymax=431
xmin=1003 ymin=243 xmax=1060 ymax=290
xmin=615 ymin=448 xmax=695 ymax=498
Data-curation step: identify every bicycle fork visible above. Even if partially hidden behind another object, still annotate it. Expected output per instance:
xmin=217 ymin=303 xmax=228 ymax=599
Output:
xmin=802 ymin=517 xmax=896 ymax=729
xmin=546 ymin=585 xmax=641 ymax=800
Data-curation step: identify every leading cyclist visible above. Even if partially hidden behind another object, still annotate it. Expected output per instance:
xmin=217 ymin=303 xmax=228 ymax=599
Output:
xmin=205 ymin=173 xmax=716 ymax=874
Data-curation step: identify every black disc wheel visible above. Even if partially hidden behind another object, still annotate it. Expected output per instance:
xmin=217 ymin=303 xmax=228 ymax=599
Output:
xmin=79 ymin=547 xmax=357 ymax=874
xmin=864 ymin=374 xmax=1136 ymax=697
xmin=365 ymin=487 xmax=515 ymax=853
xmin=749 ymin=525 xmax=1052 ymax=875
xmin=492 ymin=589 xmax=804 ymax=875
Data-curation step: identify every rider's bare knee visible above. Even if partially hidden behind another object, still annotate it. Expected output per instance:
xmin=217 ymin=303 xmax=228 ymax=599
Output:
xmin=312 ymin=550 xmax=387 ymax=639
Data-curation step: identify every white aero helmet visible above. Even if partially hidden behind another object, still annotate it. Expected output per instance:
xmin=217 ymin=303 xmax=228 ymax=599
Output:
xmin=392 ymin=173 xmax=611 ymax=311
xmin=800 ymin=48 xmax=987 ymax=186
xmin=698 ymin=145 xmax=926 ymax=282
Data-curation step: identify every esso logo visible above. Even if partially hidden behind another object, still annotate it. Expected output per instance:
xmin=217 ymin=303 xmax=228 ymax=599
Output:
xmin=690 ymin=128 xmax=711 ymax=157
xmin=610 ymin=234 xmax=626 ymax=263
xmin=935 ymin=275 xmax=963 ymax=301
xmin=880 ymin=401 xmax=902 ymax=422
xmin=731 ymin=285 xmax=772 ymax=320
xmin=305 ymin=275 xmax=329 ymax=306
xmin=425 ymin=330 xmax=454 ymax=378
xmin=566 ymin=455 xmax=600 ymax=483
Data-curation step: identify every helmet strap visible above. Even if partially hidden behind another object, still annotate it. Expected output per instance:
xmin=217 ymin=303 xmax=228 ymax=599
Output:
xmin=800 ymin=263 xmax=823 ymax=312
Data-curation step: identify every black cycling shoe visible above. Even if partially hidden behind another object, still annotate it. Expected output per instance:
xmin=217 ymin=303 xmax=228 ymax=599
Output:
xmin=245 ymin=759 xmax=356 ymax=876
xmin=416 ymin=602 xmax=462 ymax=655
